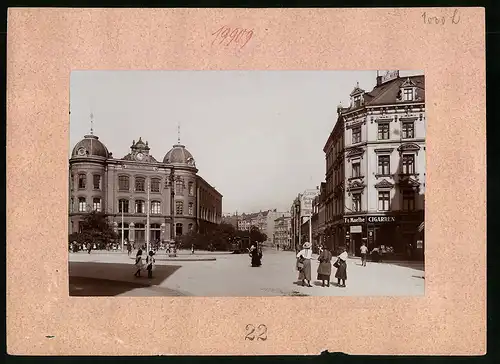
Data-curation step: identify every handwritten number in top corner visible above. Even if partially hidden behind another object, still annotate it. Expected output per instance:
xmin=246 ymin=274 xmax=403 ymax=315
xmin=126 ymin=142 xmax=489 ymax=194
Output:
xmin=211 ymin=26 xmax=254 ymax=49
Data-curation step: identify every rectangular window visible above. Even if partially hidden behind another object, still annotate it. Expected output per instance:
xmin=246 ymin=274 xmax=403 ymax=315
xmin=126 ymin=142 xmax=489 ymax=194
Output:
xmin=78 ymin=197 xmax=86 ymax=212
xmin=176 ymin=201 xmax=183 ymax=215
xmin=70 ymin=197 xmax=74 ymax=212
xmin=118 ymin=199 xmax=129 ymax=213
xmin=402 ymin=154 xmax=415 ymax=174
xmin=93 ymin=174 xmax=101 ymax=190
xmin=175 ymin=180 xmax=183 ymax=195
xmin=93 ymin=198 xmax=101 ymax=212
xmin=378 ymin=191 xmax=390 ymax=211
xmin=352 ymin=162 xmax=361 ymax=178
xmin=78 ymin=174 xmax=86 ymax=189
xmin=70 ymin=174 xmax=74 ymax=190
xmin=378 ymin=123 xmax=390 ymax=140
xmin=403 ymin=190 xmax=416 ymax=211
xmin=354 ymin=96 xmax=361 ymax=107
xmin=135 ymin=200 xmax=145 ymax=214
xmin=135 ymin=177 xmax=145 ymax=192
xmin=403 ymin=88 xmax=414 ymax=101
xmin=151 ymin=179 xmax=160 ymax=193
xmin=378 ymin=155 xmax=390 ymax=175
xmin=352 ymin=127 xmax=361 ymax=144
xmin=352 ymin=193 xmax=361 ymax=212
xmin=402 ymin=122 xmax=415 ymax=139
xmin=188 ymin=182 xmax=194 ymax=196
xmin=151 ymin=201 xmax=161 ymax=214
xmin=118 ymin=176 xmax=129 ymax=191
xmin=188 ymin=203 xmax=194 ymax=216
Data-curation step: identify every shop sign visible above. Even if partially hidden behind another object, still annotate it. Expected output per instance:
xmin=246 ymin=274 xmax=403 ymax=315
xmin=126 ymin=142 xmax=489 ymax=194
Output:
xmin=350 ymin=225 xmax=362 ymax=233
xmin=367 ymin=215 xmax=397 ymax=223
xmin=344 ymin=216 xmax=366 ymax=224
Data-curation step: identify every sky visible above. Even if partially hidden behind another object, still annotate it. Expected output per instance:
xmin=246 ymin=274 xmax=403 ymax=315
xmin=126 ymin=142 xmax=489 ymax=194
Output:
xmin=70 ymin=70 xmax=422 ymax=214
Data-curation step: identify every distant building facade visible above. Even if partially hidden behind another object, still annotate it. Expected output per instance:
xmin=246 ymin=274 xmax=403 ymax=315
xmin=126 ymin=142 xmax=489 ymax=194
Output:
xmin=324 ymin=71 xmax=426 ymax=258
xmin=273 ymin=214 xmax=292 ymax=250
xmin=236 ymin=209 xmax=283 ymax=244
xmin=69 ymin=134 xmax=222 ymax=247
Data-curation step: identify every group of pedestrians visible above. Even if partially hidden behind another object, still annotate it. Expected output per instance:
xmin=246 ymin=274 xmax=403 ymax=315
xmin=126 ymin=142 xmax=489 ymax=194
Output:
xmin=133 ymin=248 xmax=156 ymax=279
xmin=296 ymin=242 xmax=348 ymax=288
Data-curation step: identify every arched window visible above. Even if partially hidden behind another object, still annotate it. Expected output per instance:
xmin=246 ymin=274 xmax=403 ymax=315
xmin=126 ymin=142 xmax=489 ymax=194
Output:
xmin=151 ymin=178 xmax=160 ymax=192
xmin=176 ymin=201 xmax=183 ymax=215
xmin=188 ymin=223 xmax=193 ymax=232
xmin=150 ymin=223 xmax=161 ymax=242
xmin=151 ymin=201 xmax=161 ymax=214
xmin=176 ymin=223 xmax=183 ymax=236
xmin=118 ymin=176 xmax=129 ymax=191
xmin=118 ymin=199 xmax=129 ymax=213
xmin=135 ymin=177 xmax=145 ymax=192
xmin=135 ymin=200 xmax=145 ymax=214
xmin=135 ymin=223 xmax=145 ymax=245
xmin=118 ymin=222 xmax=130 ymax=241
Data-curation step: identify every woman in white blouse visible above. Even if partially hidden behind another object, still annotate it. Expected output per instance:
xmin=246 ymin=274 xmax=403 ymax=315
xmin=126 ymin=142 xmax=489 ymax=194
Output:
xmin=296 ymin=242 xmax=313 ymax=287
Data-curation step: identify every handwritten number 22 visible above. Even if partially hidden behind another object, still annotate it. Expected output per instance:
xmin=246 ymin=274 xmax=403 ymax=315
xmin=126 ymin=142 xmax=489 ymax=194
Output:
xmin=245 ymin=324 xmax=267 ymax=341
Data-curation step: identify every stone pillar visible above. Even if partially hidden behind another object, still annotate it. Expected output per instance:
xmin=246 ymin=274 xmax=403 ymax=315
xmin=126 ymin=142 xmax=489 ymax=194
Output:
xmin=129 ymin=222 xmax=135 ymax=247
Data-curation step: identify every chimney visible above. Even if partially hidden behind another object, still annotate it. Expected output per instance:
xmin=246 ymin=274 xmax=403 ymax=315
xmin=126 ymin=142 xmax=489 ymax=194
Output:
xmin=376 ymin=75 xmax=382 ymax=86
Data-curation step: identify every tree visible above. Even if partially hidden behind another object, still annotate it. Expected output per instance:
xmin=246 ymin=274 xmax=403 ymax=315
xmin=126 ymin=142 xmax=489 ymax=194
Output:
xmin=77 ymin=211 xmax=118 ymax=249
xmin=249 ymin=226 xmax=267 ymax=243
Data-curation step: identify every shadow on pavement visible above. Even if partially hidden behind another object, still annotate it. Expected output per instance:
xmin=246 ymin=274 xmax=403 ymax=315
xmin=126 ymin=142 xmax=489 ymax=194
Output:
xmin=69 ymin=262 xmax=182 ymax=296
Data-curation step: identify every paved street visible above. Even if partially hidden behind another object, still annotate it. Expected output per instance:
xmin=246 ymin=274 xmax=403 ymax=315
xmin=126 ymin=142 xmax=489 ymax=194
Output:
xmin=69 ymin=248 xmax=424 ymax=297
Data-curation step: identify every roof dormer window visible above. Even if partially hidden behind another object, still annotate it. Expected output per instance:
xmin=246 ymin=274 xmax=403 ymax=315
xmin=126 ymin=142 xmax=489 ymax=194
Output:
xmin=403 ymin=88 xmax=414 ymax=101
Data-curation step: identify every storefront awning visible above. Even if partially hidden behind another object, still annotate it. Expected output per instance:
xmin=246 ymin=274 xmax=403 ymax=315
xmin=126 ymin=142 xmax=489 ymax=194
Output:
xmin=418 ymin=221 xmax=425 ymax=232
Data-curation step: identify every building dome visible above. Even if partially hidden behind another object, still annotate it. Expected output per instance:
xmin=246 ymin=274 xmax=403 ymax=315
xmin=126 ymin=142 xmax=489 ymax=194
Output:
xmin=71 ymin=134 xmax=109 ymax=158
xmin=163 ymin=144 xmax=196 ymax=166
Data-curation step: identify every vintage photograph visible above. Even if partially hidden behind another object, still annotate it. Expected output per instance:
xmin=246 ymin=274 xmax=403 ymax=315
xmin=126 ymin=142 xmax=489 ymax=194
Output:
xmin=68 ymin=70 xmax=425 ymax=297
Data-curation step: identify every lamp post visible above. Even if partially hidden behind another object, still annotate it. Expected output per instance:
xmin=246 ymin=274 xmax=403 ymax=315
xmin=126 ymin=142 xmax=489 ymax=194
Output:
xmin=121 ymin=200 xmax=124 ymax=251
xmin=146 ymin=179 xmax=151 ymax=254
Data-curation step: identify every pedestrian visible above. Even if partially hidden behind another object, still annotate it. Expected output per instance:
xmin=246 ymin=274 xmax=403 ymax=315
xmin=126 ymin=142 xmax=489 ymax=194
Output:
xmin=296 ymin=242 xmax=313 ymax=287
xmin=249 ymin=244 xmax=262 ymax=267
xmin=191 ymin=243 xmax=195 ymax=255
xmin=370 ymin=246 xmax=381 ymax=262
xmin=146 ymin=250 xmax=155 ymax=278
xmin=333 ymin=247 xmax=348 ymax=287
xmin=360 ymin=242 xmax=368 ymax=266
xmin=87 ymin=242 xmax=92 ymax=254
xmin=127 ymin=240 xmax=132 ymax=256
xmin=317 ymin=245 xmax=333 ymax=287
xmin=276 ymin=243 xmax=280 ymax=251
xmin=134 ymin=249 xmax=143 ymax=277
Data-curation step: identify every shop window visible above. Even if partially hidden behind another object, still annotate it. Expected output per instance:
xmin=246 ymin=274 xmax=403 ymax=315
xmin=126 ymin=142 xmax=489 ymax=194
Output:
xmin=93 ymin=174 xmax=101 ymax=190
xmin=176 ymin=201 xmax=183 ymax=215
xmin=135 ymin=177 xmax=145 ymax=192
xmin=151 ymin=178 xmax=160 ymax=192
xmin=402 ymin=121 xmax=415 ymax=139
xmin=118 ymin=199 xmax=129 ymax=213
xmin=378 ymin=155 xmax=390 ymax=175
xmin=402 ymin=154 xmax=415 ymax=174
xmin=352 ymin=193 xmax=361 ymax=212
xmin=78 ymin=197 xmax=86 ymax=212
xmin=93 ymin=198 xmax=101 ymax=212
xmin=378 ymin=123 xmax=390 ymax=140
xmin=78 ymin=174 xmax=86 ymax=189
xmin=403 ymin=190 xmax=416 ymax=211
xmin=352 ymin=162 xmax=361 ymax=178
xmin=378 ymin=191 xmax=390 ymax=211
xmin=118 ymin=176 xmax=129 ymax=191
xmin=352 ymin=127 xmax=361 ymax=144
xmin=135 ymin=200 xmax=145 ymax=214
xmin=151 ymin=201 xmax=161 ymax=214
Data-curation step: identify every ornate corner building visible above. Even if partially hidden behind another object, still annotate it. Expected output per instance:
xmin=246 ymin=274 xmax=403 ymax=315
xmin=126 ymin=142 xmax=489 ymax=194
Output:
xmin=68 ymin=134 xmax=222 ymax=245
xmin=323 ymin=71 xmax=426 ymax=258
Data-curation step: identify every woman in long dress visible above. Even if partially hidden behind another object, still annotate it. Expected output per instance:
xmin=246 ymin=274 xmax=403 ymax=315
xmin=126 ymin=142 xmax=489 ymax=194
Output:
xmin=134 ymin=249 xmax=143 ymax=277
xmin=334 ymin=248 xmax=348 ymax=287
xmin=317 ymin=245 xmax=333 ymax=287
xmin=296 ymin=242 xmax=313 ymax=287
xmin=249 ymin=245 xmax=262 ymax=267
